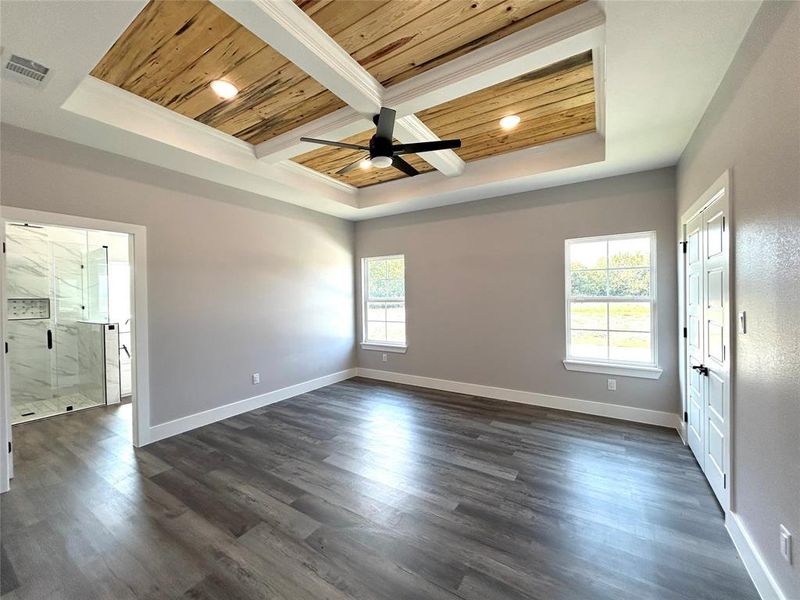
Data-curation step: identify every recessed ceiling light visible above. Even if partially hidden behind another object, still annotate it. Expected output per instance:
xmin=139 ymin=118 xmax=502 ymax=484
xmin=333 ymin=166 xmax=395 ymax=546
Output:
xmin=210 ymin=80 xmax=238 ymax=100
xmin=370 ymin=156 xmax=393 ymax=169
xmin=499 ymin=115 xmax=521 ymax=130
xmin=359 ymin=159 xmax=371 ymax=170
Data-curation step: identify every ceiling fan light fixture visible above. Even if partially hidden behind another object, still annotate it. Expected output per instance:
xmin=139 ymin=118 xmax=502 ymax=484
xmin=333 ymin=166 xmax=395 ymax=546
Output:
xmin=370 ymin=155 xmax=393 ymax=169
xmin=500 ymin=115 xmax=521 ymax=130
xmin=210 ymin=80 xmax=238 ymax=100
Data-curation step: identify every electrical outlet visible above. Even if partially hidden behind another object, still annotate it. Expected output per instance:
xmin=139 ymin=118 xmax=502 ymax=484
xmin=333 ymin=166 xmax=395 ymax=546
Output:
xmin=607 ymin=378 xmax=616 ymax=391
xmin=381 ymin=353 xmax=388 ymax=363
xmin=251 ymin=373 xmax=260 ymax=385
xmin=780 ymin=525 xmax=792 ymax=564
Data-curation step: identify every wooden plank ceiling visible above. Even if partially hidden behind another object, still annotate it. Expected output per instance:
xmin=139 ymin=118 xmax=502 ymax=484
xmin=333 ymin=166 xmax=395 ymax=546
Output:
xmin=91 ymin=0 xmax=345 ymax=145
xmin=293 ymin=131 xmax=436 ymax=188
xmin=298 ymin=0 xmax=584 ymax=87
xmin=91 ymin=0 xmax=583 ymax=149
xmin=293 ymin=52 xmax=595 ymax=187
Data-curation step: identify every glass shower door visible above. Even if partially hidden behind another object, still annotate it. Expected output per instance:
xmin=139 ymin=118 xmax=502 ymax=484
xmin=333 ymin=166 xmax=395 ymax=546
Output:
xmin=51 ymin=232 xmax=86 ymax=405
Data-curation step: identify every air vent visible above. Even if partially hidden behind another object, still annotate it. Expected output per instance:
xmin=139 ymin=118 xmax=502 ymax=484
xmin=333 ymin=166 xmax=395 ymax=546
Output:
xmin=3 ymin=54 xmax=50 ymax=87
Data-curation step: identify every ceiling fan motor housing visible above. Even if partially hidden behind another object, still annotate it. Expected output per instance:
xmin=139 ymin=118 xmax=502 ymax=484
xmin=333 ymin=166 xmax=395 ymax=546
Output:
xmin=369 ymin=135 xmax=393 ymax=159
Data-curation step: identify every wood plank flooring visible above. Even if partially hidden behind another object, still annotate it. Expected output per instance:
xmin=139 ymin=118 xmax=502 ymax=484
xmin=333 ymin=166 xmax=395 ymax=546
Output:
xmin=1 ymin=378 xmax=758 ymax=599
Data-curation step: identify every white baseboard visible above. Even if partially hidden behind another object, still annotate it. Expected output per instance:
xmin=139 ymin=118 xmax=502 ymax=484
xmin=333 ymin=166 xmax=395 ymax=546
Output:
xmin=726 ymin=512 xmax=787 ymax=600
xmin=144 ymin=368 xmax=357 ymax=444
xmin=356 ymin=368 xmax=678 ymax=429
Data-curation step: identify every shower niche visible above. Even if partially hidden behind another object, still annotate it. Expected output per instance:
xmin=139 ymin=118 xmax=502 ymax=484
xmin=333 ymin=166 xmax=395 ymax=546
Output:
xmin=5 ymin=223 xmax=122 ymax=424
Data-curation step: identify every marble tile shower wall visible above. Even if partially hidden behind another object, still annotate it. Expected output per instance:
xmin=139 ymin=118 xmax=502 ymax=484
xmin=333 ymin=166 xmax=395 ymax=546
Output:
xmin=5 ymin=225 xmax=104 ymax=414
xmin=6 ymin=226 xmax=54 ymax=405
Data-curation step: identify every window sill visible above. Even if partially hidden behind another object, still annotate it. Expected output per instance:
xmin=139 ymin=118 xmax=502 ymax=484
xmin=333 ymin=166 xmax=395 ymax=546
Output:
xmin=361 ymin=342 xmax=407 ymax=354
xmin=563 ymin=359 xmax=663 ymax=379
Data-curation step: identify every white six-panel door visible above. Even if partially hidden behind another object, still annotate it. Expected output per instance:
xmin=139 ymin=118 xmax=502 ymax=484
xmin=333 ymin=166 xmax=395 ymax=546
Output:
xmin=683 ymin=182 xmax=731 ymax=512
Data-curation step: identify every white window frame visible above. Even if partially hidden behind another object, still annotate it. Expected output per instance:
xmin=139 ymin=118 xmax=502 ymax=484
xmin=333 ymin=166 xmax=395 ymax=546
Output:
xmin=361 ymin=254 xmax=407 ymax=353
xmin=563 ymin=231 xmax=662 ymax=379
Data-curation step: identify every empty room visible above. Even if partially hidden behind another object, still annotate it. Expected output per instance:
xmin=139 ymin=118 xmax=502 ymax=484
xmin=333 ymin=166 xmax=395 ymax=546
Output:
xmin=0 ymin=0 xmax=797 ymax=599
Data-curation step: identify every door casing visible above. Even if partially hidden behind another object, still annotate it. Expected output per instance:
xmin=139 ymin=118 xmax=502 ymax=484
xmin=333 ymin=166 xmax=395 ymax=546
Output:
xmin=679 ymin=170 xmax=734 ymax=513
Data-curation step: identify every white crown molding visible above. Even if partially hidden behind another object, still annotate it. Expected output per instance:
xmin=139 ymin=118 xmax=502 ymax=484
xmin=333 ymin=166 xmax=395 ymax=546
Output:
xmin=63 ymin=76 xmax=256 ymax=156
xmin=394 ymin=115 xmax=465 ymax=176
xmin=211 ymin=0 xmax=382 ymax=114
xmin=592 ymin=43 xmax=607 ymax=137
xmin=357 ymin=132 xmax=605 ymax=215
xmin=255 ymin=107 xmax=373 ymax=163
xmin=61 ymin=76 xmax=360 ymax=213
xmin=276 ymin=160 xmax=357 ymax=193
xmin=385 ymin=1 xmax=606 ymax=115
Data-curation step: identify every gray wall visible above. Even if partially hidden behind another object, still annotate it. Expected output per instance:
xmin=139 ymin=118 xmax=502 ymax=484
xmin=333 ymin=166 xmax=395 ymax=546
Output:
xmin=676 ymin=1 xmax=800 ymax=594
xmin=1 ymin=125 xmax=356 ymax=426
xmin=356 ymin=168 xmax=680 ymax=414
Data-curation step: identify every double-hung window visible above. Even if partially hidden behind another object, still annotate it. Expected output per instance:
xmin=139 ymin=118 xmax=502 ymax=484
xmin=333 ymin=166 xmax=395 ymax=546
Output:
xmin=362 ymin=255 xmax=406 ymax=350
xmin=564 ymin=231 xmax=661 ymax=378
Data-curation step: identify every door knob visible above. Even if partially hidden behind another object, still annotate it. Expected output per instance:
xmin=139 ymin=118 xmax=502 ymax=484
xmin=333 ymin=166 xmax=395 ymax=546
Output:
xmin=692 ymin=364 xmax=709 ymax=376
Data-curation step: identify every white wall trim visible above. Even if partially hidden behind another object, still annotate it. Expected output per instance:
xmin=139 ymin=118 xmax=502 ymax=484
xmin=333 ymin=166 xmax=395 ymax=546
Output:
xmin=356 ymin=368 xmax=678 ymax=429
xmin=562 ymin=359 xmax=663 ymax=379
xmin=144 ymin=368 xmax=357 ymax=444
xmin=726 ymin=512 xmax=787 ymax=600
xmin=276 ymin=160 xmax=357 ymax=193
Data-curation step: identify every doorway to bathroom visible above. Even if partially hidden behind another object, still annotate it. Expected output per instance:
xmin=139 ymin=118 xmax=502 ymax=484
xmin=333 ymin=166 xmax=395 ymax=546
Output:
xmin=5 ymin=223 xmax=131 ymax=423
xmin=0 ymin=208 xmax=151 ymax=491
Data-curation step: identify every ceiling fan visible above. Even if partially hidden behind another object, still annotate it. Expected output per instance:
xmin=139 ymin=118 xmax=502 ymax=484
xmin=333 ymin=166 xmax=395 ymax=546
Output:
xmin=300 ymin=107 xmax=461 ymax=177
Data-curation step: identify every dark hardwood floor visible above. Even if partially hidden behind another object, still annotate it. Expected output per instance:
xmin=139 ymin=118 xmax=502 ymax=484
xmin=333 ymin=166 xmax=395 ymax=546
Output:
xmin=1 ymin=378 xmax=757 ymax=599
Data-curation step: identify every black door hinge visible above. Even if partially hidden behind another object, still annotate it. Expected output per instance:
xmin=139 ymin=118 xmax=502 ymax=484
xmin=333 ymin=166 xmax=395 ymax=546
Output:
xmin=680 ymin=241 xmax=687 ymax=254
xmin=7 ymin=442 xmax=10 ymax=453
xmin=2 ymin=241 xmax=5 ymax=253
xmin=683 ymin=411 xmax=688 ymax=423
xmin=4 ymin=341 xmax=7 ymax=354
xmin=683 ymin=327 xmax=687 ymax=338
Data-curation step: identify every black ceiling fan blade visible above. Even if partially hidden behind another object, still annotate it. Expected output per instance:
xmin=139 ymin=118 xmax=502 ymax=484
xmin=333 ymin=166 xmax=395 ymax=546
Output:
xmin=393 ymin=139 xmax=461 ymax=154
xmin=336 ymin=156 xmax=368 ymax=176
xmin=375 ymin=107 xmax=396 ymax=140
xmin=300 ymin=137 xmax=368 ymax=151
xmin=391 ymin=156 xmax=419 ymax=177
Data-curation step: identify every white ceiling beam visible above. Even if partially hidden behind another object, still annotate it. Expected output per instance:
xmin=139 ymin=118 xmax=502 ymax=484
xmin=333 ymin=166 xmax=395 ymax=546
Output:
xmin=220 ymin=0 xmax=464 ymax=175
xmin=210 ymin=0 xmax=382 ymax=114
xmin=252 ymin=1 xmax=604 ymax=164
xmin=393 ymin=116 xmax=465 ymax=176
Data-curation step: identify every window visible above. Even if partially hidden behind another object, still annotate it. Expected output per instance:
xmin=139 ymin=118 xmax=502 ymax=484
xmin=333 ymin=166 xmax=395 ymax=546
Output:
xmin=362 ymin=255 xmax=406 ymax=350
xmin=564 ymin=232 xmax=661 ymax=378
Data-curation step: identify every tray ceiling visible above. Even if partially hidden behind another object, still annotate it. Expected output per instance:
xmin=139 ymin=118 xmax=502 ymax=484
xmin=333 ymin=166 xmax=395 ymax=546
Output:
xmin=91 ymin=0 xmax=585 ymax=150
xmin=293 ymin=52 xmax=595 ymax=187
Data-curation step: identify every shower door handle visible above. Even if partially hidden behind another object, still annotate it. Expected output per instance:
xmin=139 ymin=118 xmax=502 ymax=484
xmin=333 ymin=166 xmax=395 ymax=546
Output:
xmin=46 ymin=329 xmax=53 ymax=350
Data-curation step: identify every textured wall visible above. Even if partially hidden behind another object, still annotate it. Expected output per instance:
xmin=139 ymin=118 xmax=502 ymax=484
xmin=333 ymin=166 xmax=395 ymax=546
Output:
xmin=677 ymin=2 xmax=800 ymax=595
xmin=1 ymin=125 xmax=356 ymax=426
